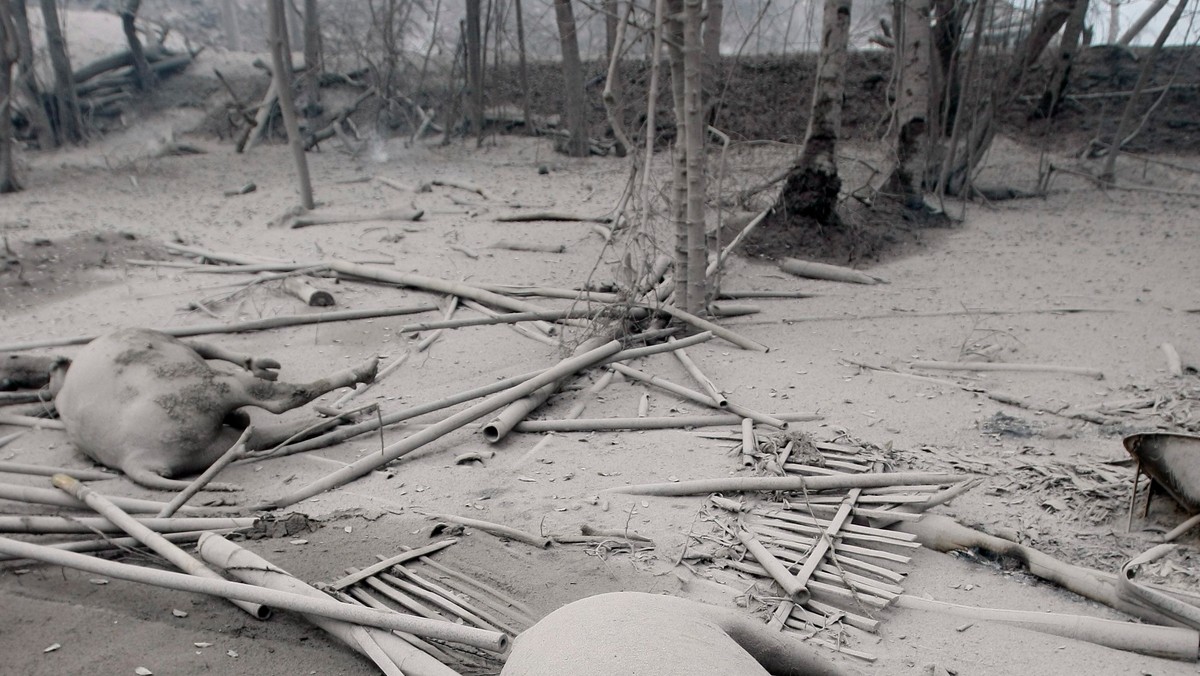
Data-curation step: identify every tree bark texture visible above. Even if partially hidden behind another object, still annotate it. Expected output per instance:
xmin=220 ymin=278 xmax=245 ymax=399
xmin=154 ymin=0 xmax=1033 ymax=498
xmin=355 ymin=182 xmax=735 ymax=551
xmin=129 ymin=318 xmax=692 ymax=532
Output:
xmin=514 ymin=0 xmax=533 ymax=133
xmin=884 ymin=0 xmax=931 ymax=206
xmin=268 ymin=0 xmax=314 ymax=210
xmin=302 ymin=0 xmax=322 ymax=115
xmin=666 ymin=0 xmax=689 ymax=311
xmin=120 ymin=0 xmax=155 ymax=91
xmin=774 ymin=0 xmax=851 ymax=224
xmin=0 ymin=0 xmax=21 ymax=192
xmin=603 ymin=0 xmax=625 ymax=156
xmin=552 ymin=0 xmax=588 ymax=157
xmin=1036 ymin=0 xmax=1089 ymax=118
xmin=682 ymin=0 xmax=706 ymax=313
xmin=39 ymin=0 xmax=82 ymax=144
xmin=8 ymin=0 xmax=51 ymax=148
xmin=466 ymin=0 xmax=484 ymax=134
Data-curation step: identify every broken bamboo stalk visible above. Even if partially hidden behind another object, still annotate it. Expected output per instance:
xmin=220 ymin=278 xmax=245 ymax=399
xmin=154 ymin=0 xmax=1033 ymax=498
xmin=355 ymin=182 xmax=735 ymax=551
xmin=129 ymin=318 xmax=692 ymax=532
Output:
xmin=0 ymin=305 xmax=439 ymax=352
xmin=382 ymin=561 xmax=525 ymax=635
xmin=607 ymin=362 xmax=787 ymax=428
xmin=157 ymin=429 xmax=253 ymax=518
xmin=737 ymin=530 xmax=811 ymax=603
xmin=0 ymin=482 xmax=201 ymax=515
xmin=909 ymin=360 xmax=1104 ymax=379
xmin=419 ymin=512 xmax=550 ymax=549
xmin=491 ymin=240 xmax=566 ymax=254
xmin=0 ymin=515 xmax=256 ymax=534
xmin=723 ymin=558 xmax=891 ymax=609
xmin=494 ymin=211 xmax=611 ymax=223
xmin=753 ymin=524 xmax=912 ymax=566
xmin=283 ymin=276 xmax=335 ymax=306
xmin=0 ymin=529 xmax=225 ymax=563
xmin=0 ymin=461 xmax=118 ymax=481
xmin=1163 ymin=514 xmax=1200 ymax=543
xmin=354 ymin=569 xmax=445 ymax=619
xmin=398 ymin=545 xmax=537 ymax=621
xmin=669 ymin=336 xmax=727 ymax=407
xmin=52 ymin=474 xmax=268 ymax=619
xmin=290 ymin=209 xmax=425 ymax=229
xmin=375 ymin=569 xmax=506 ymax=634
xmin=460 ymin=299 xmax=559 ymax=346
xmin=753 ymin=509 xmax=919 ymax=543
xmin=805 ymin=599 xmax=881 ymax=633
xmin=606 ymin=471 xmax=962 ymax=496
xmin=260 ymin=341 xmax=624 ymax=509
xmin=395 ymin=308 xmax=592 ymax=334
xmin=741 ymin=418 xmax=756 ymax=466
xmin=780 ymin=258 xmax=883 ymax=285
xmin=483 ymin=383 xmax=559 ymax=442
xmin=328 ymin=539 xmax=459 ymax=590
xmin=894 ymin=594 xmax=1199 ymax=661
xmin=653 ymin=303 xmax=768 ymax=352
xmin=767 ymin=599 xmax=795 ymax=631
xmin=0 ymin=414 xmax=65 ymax=430
xmin=0 ymin=536 xmax=509 ymax=651
xmin=339 ymin=589 xmax=457 ymax=661
xmin=431 ymin=179 xmax=488 ymax=199
xmin=788 ymin=488 xmax=860 ymax=591
xmin=514 ymin=412 xmax=817 ymax=434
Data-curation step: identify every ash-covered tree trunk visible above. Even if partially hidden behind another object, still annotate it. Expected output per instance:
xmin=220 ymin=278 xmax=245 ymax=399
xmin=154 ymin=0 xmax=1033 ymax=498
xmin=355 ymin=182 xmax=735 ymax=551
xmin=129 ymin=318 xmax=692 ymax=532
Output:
xmin=772 ymin=0 xmax=851 ymax=223
xmin=553 ymin=0 xmax=588 ymax=157
xmin=8 ymin=0 xmax=52 ymax=149
xmin=603 ymin=0 xmax=625 ymax=155
xmin=883 ymin=0 xmax=931 ymax=206
xmin=513 ymin=0 xmax=532 ymax=132
xmin=1037 ymin=0 xmax=1089 ymax=118
xmin=302 ymin=0 xmax=322 ymax=115
xmin=268 ymin=0 xmax=314 ymax=210
xmin=120 ymin=0 xmax=155 ymax=91
xmin=39 ymin=0 xmax=82 ymax=144
xmin=666 ymin=0 xmax=690 ymax=309
xmin=0 ymin=0 xmax=20 ymax=192
xmin=682 ymin=0 xmax=706 ymax=312
xmin=466 ymin=0 xmax=484 ymax=135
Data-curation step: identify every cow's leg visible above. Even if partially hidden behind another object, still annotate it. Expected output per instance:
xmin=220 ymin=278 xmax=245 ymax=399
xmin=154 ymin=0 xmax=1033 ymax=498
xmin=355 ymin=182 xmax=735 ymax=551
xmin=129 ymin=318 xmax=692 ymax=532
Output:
xmin=223 ymin=357 xmax=378 ymax=414
xmin=185 ymin=340 xmax=281 ymax=381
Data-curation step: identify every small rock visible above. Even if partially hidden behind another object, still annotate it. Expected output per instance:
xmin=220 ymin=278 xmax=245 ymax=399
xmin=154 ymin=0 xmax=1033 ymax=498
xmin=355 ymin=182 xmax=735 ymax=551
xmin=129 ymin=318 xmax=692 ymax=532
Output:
xmin=172 ymin=609 xmax=188 ymax=618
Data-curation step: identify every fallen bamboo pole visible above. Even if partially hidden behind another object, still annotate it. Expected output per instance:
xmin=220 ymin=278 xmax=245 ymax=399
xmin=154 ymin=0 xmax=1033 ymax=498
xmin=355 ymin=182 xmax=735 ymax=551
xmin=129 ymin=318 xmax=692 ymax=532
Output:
xmin=894 ymin=594 xmax=1199 ymax=661
xmin=738 ymin=530 xmax=810 ymax=603
xmin=0 ymin=515 xmax=256 ymax=534
xmin=908 ymin=360 xmax=1104 ymax=379
xmin=653 ymin=304 xmax=768 ymax=352
xmin=157 ymin=428 xmax=252 ymax=518
xmin=0 ymin=414 xmax=65 ymax=430
xmin=494 ymin=211 xmax=610 ymax=223
xmin=605 ymin=471 xmax=962 ymax=496
xmin=0 ymin=482 xmax=202 ymax=515
xmin=375 ymin=569 xmax=504 ymax=633
xmin=329 ymin=539 xmax=459 ymax=590
xmin=0 ymin=529 xmax=226 ymax=562
xmin=790 ymin=489 xmax=860 ymax=591
xmin=0 ymin=305 xmax=440 ymax=352
xmin=460 ymin=299 xmax=559 ymax=347
xmin=272 ymin=334 xmax=712 ymax=456
xmin=0 ymin=461 xmax=118 ymax=481
xmin=0 ymin=536 xmax=509 ymax=651
xmin=53 ymin=474 xmax=267 ymax=619
xmin=419 ymin=512 xmax=551 ymax=549
xmin=515 ymin=412 xmax=818 ymax=434
xmin=753 ymin=510 xmax=919 ymax=543
xmin=483 ymin=383 xmax=559 ymax=442
xmin=291 ymin=209 xmax=425 ymax=229
xmin=339 ymin=589 xmax=456 ymax=662
xmin=607 ymin=362 xmax=788 ymax=428
xmin=260 ymin=341 xmax=624 ymax=509
xmin=669 ymin=337 xmax=727 ymax=407
xmin=196 ymin=534 xmax=461 ymax=676
xmin=780 ymin=258 xmax=882 ymax=285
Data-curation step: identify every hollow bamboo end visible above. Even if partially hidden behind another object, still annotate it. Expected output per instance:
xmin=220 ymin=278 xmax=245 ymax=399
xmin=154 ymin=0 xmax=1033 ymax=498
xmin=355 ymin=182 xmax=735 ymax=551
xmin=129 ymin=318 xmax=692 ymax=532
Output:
xmin=50 ymin=473 xmax=80 ymax=491
xmin=482 ymin=425 xmax=502 ymax=443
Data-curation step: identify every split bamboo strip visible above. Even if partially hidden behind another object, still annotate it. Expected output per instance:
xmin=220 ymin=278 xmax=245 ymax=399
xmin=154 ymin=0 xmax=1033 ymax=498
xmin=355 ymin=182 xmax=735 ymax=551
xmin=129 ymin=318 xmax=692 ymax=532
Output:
xmin=768 ymin=599 xmax=795 ymax=631
xmin=817 ymin=458 xmax=871 ymax=473
xmin=652 ymin=303 xmax=769 ymax=352
xmin=791 ymin=502 xmax=923 ymax=522
xmin=0 ymin=414 xmax=65 ymax=430
xmin=753 ymin=515 xmax=921 ymax=551
xmin=0 ymin=515 xmax=256 ymax=534
xmin=261 ymin=340 xmax=624 ymax=509
xmin=53 ymin=474 xmax=267 ymax=619
xmin=0 ymin=482 xmax=201 ymax=515
xmin=196 ymin=535 xmax=460 ymax=676
xmin=376 ymin=570 xmax=504 ymax=633
xmin=723 ymin=558 xmax=890 ymax=609
xmin=804 ymin=599 xmax=881 ymax=633
xmin=0 ymin=305 xmax=440 ymax=352
xmin=754 ymin=508 xmax=919 ymax=543
xmin=400 ymin=546 xmax=536 ymax=620
xmin=606 ymin=471 xmax=963 ymax=496
xmin=750 ymin=527 xmax=908 ymax=583
xmin=383 ymin=561 xmax=524 ymax=636
xmin=340 ymin=589 xmax=456 ymax=661
xmin=753 ymin=524 xmax=912 ymax=565
xmin=329 ymin=261 xmax=591 ymax=329
xmin=329 ymin=539 xmax=459 ymax=590
xmin=607 ymin=362 xmax=788 ymax=428
xmin=275 ymin=335 xmax=707 ymax=456
xmin=0 ymin=529 xmax=225 ymax=563
xmin=737 ymin=530 xmax=810 ymax=603
xmin=406 ymin=567 xmax=532 ymax=632
xmin=515 ymin=412 xmax=817 ymax=434
xmin=356 ymin=570 xmax=445 ymax=619
xmin=780 ymin=620 xmax=879 ymax=661
xmin=475 ymin=283 xmax=623 ymax=303
xmin=784 ymin=464 xmax=850 ymax=477
xmin=0 ymin=539 xmax=510 ymax=650
xmin=777 ymin=493 xmax=932 ymax=505
xmin=908 ymin=360 xmax=1104 ymax=379
xmin=157 ymin=428 xmax=252 ymax=517
xmin=396 ymin=308 xmax=596 ymax=334
xmin=419 ymin=512 xmax=550 ymax=549
xmin=669 ymin=337 xmax=727 ymax=407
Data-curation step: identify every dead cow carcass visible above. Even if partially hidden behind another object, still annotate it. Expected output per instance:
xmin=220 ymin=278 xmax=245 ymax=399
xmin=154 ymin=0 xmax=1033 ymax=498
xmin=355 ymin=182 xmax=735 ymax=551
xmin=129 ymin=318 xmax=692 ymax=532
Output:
xmin=54 ymin=328 xmax=377 ymax=490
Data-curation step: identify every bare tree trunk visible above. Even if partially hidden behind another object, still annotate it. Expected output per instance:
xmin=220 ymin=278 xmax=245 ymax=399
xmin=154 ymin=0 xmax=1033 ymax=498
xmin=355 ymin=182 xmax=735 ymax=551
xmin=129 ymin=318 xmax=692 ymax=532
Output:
xmin=603 ymin=0 xmax=626 ymax=156
xmin=1120 ymin=0 xmax=1169 ymax=44
xmin=702 ymin=0 xmax=723 ymax=122
xmin=666 ymin=0 xmax=689 ymax=310
xmin=285 ymin=0 xmax=304 ymax=53
xmin=1036 ymin=0 xmax=1088 ymax=118
xmin=442 ymin=22 xmax=465 ymax=144
xmin=682 ymin=0 xmax=706 ymax=312
xmin=884 ymin=0 xmax=931 ymax=206
xmin=772 ymin=0 xmax=851 ymax=223
xmin=268 ymin=0 xmax=314 ymax=210
xmin=220 ymin=0 xmax=242 ymax=51
xmin=120 ymin=0 xmax=155 ymax=91
xmin=553 ymin=0 xmax=588 ymax=157
xmin=1100 ymin=0 xmax=1188 ymax=182
xmin=9 ymin=0 xmax=52 ymax=149
xmin=39 ymin=0 xmax=82 ymax=144
xmin=466 ymin=0 xmax=484 ymax=135
xmin=514 ymin=0 xmax=533 ymax=133
xmin=1107 ymin=0 xmax=1120 ymax=43
xmin=0 ymin=0 xmax=21 ymax=192
xmin=302 ymin=0 xmax=321 ymax=116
